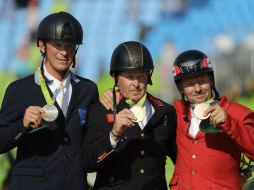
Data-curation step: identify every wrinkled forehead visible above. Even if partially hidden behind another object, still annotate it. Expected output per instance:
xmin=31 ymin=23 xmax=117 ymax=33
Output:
xmin=119 ymin=71 xmax=150 ymax=76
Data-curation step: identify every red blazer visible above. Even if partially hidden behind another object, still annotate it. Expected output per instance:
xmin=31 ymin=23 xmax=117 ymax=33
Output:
xmin=170 ymin=96 xmax=254 ymax=190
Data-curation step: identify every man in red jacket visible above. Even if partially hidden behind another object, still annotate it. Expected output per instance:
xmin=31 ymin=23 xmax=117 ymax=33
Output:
xmin=169 ymin=50 xmax=254 ymax=190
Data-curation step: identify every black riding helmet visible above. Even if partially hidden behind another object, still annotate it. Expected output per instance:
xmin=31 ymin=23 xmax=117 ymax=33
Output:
xmin=110 ymin=41 xmax=154 ymax=114
xmin=110 ymin=41 xmax=154 ymax=85
xmin=37 ymin=11 xmax=83 ymax=67
xmin=173 ymin=50 xmax=214 ymax=82
xmin=37 ymin=11 xmax=83 ymax=46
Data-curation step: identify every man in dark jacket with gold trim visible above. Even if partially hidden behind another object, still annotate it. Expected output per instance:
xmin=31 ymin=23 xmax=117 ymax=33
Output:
xmin=81 ymin=41 xmax=177 ymax=190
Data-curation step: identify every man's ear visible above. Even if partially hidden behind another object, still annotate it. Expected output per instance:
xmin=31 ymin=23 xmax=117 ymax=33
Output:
xmin=38 ymin=40 xmax=46 ymax=55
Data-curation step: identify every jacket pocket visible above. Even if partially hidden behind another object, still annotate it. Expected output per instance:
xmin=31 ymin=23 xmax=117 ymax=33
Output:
xmin=169 ymin=174 xmax=179 ymax=188
xmin=78 ymin=108 xmax=87 ymax=128
xmin=13 ymin=166 xmax=44 ymax=177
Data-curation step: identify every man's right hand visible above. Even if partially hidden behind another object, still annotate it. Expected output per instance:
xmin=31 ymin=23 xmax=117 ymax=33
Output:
xmin=23 ymin=106 xmax=45 ymax=129
xmin=111 ymin=108 xmax=136 ymax=139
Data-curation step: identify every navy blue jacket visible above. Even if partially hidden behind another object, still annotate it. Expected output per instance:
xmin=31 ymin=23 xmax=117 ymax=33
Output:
xmin=0 ymin=71 xmax=98 ymax=190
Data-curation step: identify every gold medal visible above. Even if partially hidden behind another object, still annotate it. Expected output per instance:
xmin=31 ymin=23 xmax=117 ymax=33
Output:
xmin=193 ymin=103 xmax=210 ymax=120
xmin=42 ymin=105 xmax=58 ymax=122
xmin=130 ymin=105 xmax=145 ymax=122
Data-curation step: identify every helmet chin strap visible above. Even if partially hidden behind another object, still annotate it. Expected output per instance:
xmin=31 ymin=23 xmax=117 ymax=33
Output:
xmin=148 ymin=70 xmax=153 ymax=85
xmin=112 ymin=75 xmax=119 ymax=114
xmin=72 ymin=46 xmax=79 ymax=68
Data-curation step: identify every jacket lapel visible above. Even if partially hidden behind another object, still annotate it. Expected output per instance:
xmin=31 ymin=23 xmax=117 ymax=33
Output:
xmin=65 ymin=74 xmax=81 ymax=122
xmin=145 ymin=95 xmax=165 ymax=129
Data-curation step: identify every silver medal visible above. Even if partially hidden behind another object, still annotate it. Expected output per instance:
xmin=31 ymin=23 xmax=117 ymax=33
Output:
xmin=42 ymin=105 xmax=58 ymax=122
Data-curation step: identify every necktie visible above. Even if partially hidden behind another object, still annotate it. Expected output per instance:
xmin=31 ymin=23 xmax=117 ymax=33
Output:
xmin=55 ymin=84 xmax=67 ymax=116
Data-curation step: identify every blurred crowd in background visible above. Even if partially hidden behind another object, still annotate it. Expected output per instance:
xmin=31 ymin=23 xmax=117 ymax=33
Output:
xmin=0 ymin=0 xmax=254 ymax=189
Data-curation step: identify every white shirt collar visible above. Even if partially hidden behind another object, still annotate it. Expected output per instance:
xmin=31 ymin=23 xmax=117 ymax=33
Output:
xmin=43 ymin=64 xmax=71 ymax=93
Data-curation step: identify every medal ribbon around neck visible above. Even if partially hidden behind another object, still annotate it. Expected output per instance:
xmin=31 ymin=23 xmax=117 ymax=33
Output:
xmin=126 ymin=94 xmax=147 ymax=122
xmin=29 ymin=67 xmax=70 ymax=134
xmin=38 ymin=67 xmax=54 ymax=105
xmin=38 ymin=67 xmax=69 ymax=105
xmin=37 ymin=67 xmax=69 ymax=124
xmin=125 ymin=93 xmax=147 ymax=107
xmin=28 ymin=67 xmax=56 ymax=134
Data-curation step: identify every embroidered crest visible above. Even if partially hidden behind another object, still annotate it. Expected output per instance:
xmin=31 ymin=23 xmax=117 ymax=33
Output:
xmin=61 ymin=22 xmax=74 ymax=41
xmin=106 ymin=114 xmax=115 ymax=122
xmin=78 ymin=108 xmax=87 ymax=127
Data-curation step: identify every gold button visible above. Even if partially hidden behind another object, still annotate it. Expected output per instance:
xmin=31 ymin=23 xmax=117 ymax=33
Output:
xmin=227 ymin=131 xmax=232 ymax=135
xmin=15 ymin=133 xmax=22 ymax=140
xmin=192 ymin=154 xmax=197 ymax=159
xmin=140 ymin=150 xmax=145 ymax=155
xmin=191 ymin=170 xmax=196 ymax=176
xmin=140 ymin=169 xmax=144 ymax=174
xmin=193 ymin=140 xmax=198 ymax=144
xmin=140 ymin=133 xmax=145 ymax=138
xmin=109 ymin=176 xmax=114 ymax=182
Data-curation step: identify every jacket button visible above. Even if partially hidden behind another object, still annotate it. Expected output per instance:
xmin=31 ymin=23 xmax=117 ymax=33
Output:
xmin=140 ymin=150 xmax=145 ymax=155
xmin=192 ymin=154 xmax=197 ymax=159
xmin=191 ymin=170 xmax=196 ymax=176
xmin=140 ymin=133 xmax=145 ymax=138
xmin=140 ymin=169 xmax=144 ymax=174
xmin=109 ymin=176 xmax=114 ymax=182
xmin=193 ymin=140 xmax=198 ymax=144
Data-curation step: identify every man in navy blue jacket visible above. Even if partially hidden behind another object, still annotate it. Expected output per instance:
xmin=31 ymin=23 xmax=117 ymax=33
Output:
xmin=0 ymin=12 xmax=98 ymax=190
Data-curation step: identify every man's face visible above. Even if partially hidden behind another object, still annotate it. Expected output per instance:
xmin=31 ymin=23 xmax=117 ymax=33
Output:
xmin=39 ymin=40 xmax=76 ymax=78
xmin=180 ymin=73 xmax=213 ymax=104
xmin=117 ymin=72 xmax=149 ymax=103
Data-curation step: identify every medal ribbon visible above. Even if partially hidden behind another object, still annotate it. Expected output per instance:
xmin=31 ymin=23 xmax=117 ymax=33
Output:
xmin=38 ymin=67 xmax=69 ymax=105
xmin=125 ymin=93 xmax=147 ymax=107
xmin=206 ymin=97 xmax=215 ymax=104
xmin=126 ymin=94 xmax=147 ymax=124
xmin=38 ymin=67 xmax=54 ymax=105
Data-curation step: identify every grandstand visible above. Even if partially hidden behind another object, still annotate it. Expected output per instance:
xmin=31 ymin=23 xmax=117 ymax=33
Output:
xmin=0 ymin=0 xmax=253 ymax=96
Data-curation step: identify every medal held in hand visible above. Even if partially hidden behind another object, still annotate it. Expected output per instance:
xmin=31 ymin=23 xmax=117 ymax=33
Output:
xmin=38 ymin=67 xmax=60 ymax=122
xmin=42 ymin=104 xmax=59 ymax=122
xmin=126 ymin=94 xmax=147 ymax=123
xmin=193 ymin=103 xmax=210 ymax=120
xmin=194 ymin=101 xmax=220 ymax=134
xmin=28 ymin=67 xmax=61 ymax=134
xmin=130 ymin=105 xmax=145 ymax=122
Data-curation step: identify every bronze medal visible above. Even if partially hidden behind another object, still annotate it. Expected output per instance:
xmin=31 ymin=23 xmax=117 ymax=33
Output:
xmin=194 ymin=103 xmax=210 ymax=120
